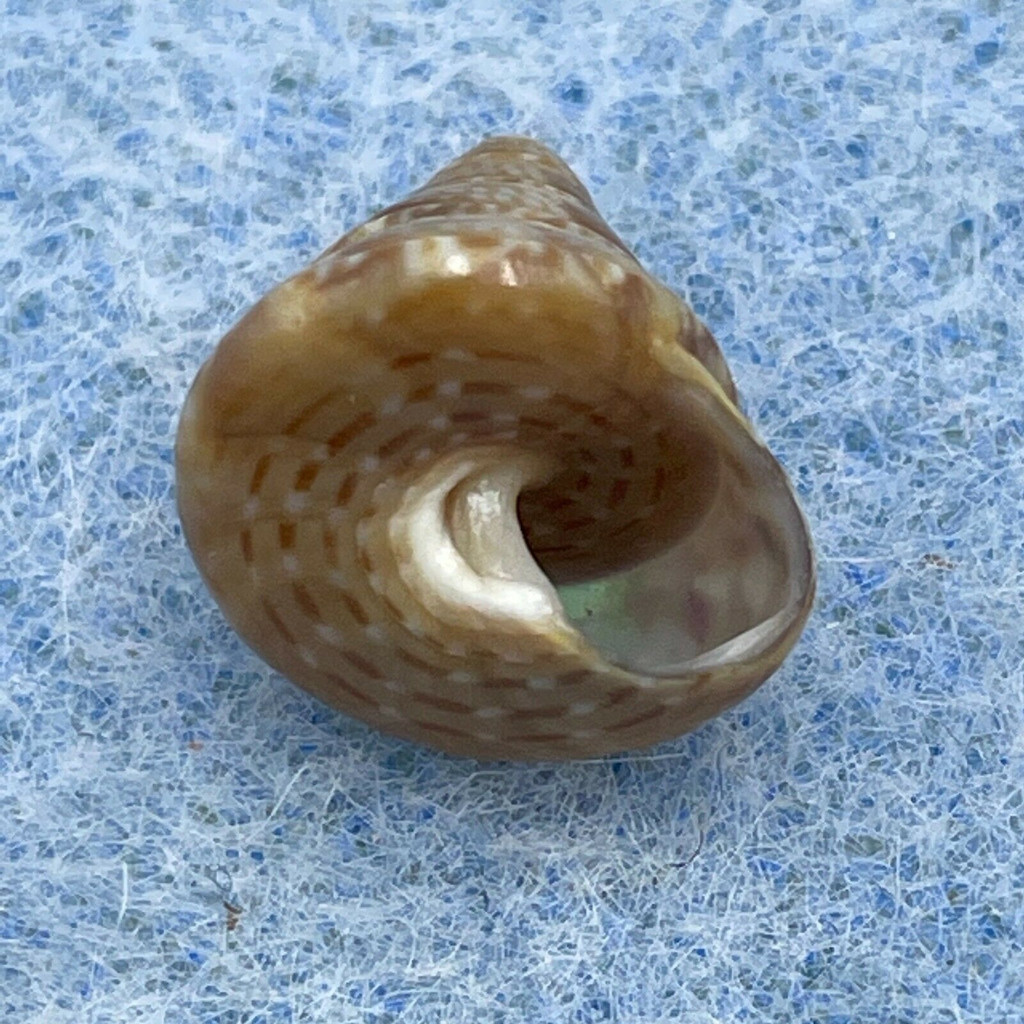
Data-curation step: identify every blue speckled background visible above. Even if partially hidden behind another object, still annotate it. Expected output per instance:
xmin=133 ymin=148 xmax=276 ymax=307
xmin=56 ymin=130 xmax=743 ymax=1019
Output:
xmin=2 ymin=1 xmax=1023 ymax=1021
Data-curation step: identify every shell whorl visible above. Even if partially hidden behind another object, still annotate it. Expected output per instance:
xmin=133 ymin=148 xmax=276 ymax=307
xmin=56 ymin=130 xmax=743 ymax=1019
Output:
xmin=175 ymin=136 xmax=815 ymax=760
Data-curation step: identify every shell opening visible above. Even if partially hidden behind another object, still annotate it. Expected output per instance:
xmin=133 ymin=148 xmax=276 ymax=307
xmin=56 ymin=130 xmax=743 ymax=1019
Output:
xmin=554 ymin=385 xmax=814 ymax=677
xmin=386 ymin=397 xmax=812 ymax=682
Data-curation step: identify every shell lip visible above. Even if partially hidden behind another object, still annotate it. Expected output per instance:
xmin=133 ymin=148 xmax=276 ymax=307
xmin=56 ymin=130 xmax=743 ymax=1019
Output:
xmin=388 ymin=446 xmax=567 ymax=635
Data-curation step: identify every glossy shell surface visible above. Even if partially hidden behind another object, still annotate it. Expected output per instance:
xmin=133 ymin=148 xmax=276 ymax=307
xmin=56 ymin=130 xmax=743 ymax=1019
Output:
xmin=175 ymin=136 xmax=815 ymax=760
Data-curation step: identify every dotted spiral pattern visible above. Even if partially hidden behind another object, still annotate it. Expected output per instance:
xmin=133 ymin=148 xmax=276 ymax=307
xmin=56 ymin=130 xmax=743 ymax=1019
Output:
xmin=176 ymin=137 xmax=814 ymax=760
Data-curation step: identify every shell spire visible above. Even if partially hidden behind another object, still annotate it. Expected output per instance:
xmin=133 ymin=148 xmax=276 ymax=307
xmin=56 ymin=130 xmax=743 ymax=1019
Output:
xmin=175 ymin=136 xmax=815 ymax=760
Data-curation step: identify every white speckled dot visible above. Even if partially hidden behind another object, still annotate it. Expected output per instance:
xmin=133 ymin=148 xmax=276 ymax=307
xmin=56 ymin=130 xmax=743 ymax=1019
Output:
xmin=437 ymin=236 xmax=472 ymax=276
xmin=498 ymin=260 xmax=517 ymax=287
xmin=363 ymin=623 xmax=385 ymax=642
xmin=243 ymin=496 xmax=260 ymax=519
xmin=447 ymin=671 xmax=476 ymax=684
xmin=429 ymin=415 xmax=450 ymax=431
xmin=518 ymin=384 xmax=552 ymax=401
xmin=498 ymin=649 xmax=534 ymax=665
xmin=314 ymin=623 xmax=343 ymax=645
xmin=360 ymin=454 xmax=381 ymax=473
xmin=437 ymin=380 xmax=462 ymax=398
xmin=379 ymin=394 xmax=405 ymax=417
xmin=284 ymin=492 xmax=308 ymax=514
xmin=599 ymin=260 xmax=627 ymax=286
xmin=298 ymin=647 xmax=318 ymax=667
xmin=568 ymin=700 xmax=597 ymax=717
xmin=377 ymin=704 xmax=404 ymax=720
xmin=442 ymin=348 xmax=475 ymax=362
xmin=282 ymin=554 xmax=300 ymax=575
xmin=413 ymin=446 xmax=434 ymax=463
xmin=526 ymin=676 xmax=555 ymax=690
xmin=372 ymin=481 xmax=394 ymax=505
xmin=473 ymin=706 xmax=507 ymax=719
xmin=355 ymin=218 xmax=386 ymax=239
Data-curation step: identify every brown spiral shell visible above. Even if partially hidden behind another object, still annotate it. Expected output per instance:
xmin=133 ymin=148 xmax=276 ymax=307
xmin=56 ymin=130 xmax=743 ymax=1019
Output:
xmin=175 ymin=136 xmax=815 ymax=760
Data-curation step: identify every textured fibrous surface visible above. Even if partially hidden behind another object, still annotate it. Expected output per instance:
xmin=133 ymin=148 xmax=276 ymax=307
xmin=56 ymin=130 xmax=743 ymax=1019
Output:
xmin=2 ymin=1 xmax=1023 ymax=1021
xmin=176 ymin=135 xmax=814 ymax=759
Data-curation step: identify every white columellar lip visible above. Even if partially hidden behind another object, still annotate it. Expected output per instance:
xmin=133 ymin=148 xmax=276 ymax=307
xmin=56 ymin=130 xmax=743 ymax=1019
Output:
xmin=388 ymin=450 xmax=568 ymax=636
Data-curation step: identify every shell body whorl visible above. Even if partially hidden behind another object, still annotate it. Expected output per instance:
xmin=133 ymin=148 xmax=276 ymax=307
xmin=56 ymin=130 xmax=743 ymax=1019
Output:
xmin=175 ymin=136 xmax=815 ymax=760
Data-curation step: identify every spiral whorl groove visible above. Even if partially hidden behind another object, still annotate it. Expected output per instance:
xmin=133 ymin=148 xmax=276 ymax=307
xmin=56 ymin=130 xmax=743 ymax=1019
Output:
xmin=176 ymin=136 xmax=815 ymax=760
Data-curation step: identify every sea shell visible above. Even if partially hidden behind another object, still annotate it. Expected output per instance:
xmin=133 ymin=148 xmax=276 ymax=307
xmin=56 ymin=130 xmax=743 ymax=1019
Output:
xmin=175 ymin=136 xmax=815 ymax=760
